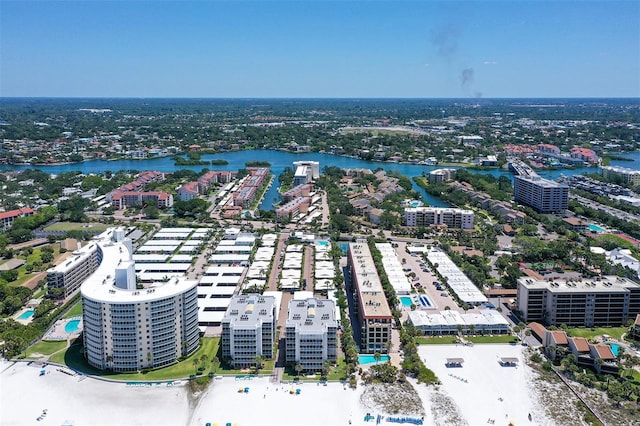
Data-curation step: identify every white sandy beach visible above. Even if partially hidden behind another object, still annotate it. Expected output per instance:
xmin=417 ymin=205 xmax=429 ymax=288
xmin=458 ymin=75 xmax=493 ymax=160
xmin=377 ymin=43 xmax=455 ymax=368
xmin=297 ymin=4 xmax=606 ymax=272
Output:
xmin=190 ymin=377 xmax=370 ymax=426
xmin=1 ymin=344 xmax=554 ymax=426
xmin=0 ymin=361 xmax=376 ymax=426
xmin=0 ymin=360 xmax=191 ymax=426
xmin=418 ymin=344 xmax=554 ymax=426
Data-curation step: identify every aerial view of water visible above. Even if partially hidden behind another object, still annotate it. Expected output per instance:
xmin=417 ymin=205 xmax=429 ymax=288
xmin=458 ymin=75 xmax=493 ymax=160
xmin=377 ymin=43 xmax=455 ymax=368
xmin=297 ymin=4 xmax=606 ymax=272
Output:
xmin=1 ymin=149 xmax=638 ymax=210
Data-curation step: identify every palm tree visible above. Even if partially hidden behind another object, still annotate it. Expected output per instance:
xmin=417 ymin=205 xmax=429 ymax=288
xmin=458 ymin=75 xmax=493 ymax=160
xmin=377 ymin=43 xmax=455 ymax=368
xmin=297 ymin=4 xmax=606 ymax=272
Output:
xmin=373 ymin=351 xmax=382 ymax=365
xmin=200 ymin=354 xmax=209 ymax=370
xmin=295 ymin=363 xmax=304 ymax=377
xmin=254 ymin=355 xmax=265 ymax=374
xmin=385 ymin=340 xmax=393 ymax=354
xmin=321 ymin=360 xmax=332 ymax=379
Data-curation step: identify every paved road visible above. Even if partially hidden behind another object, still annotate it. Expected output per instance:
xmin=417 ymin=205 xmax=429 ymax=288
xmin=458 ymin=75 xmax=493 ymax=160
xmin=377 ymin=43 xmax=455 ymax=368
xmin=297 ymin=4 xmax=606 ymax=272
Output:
xmin=267 ymin=232 xmax=288 ymax=291
xmin=302 ymin=245 xmax=314 ymax=291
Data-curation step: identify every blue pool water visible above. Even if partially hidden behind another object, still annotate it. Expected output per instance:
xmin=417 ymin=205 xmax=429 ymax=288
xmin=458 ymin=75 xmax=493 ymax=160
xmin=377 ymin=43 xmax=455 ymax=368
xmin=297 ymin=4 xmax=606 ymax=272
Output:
xmin=316 ymin=240 xmax=330 ymax=247
xmin=418 ymin=295 xmax=433 ymax=307
xmin=400 ymin=296 xmax=414 ymax=307
xmin=589 ymin=224 xmax=606 ymax=233
xmin=359 ymin=354 xmax=391 ymax=365
xmin=410 ymin=201 xmax=421 ymax=207
xmin=338 ymin=242 xmax=349 ymax=253
xmin=65 ymin=319 xmax=81 ymax=333
xmin=18 ymin=310 xmax=35 ymax=320
xmin=608 ymin=343 xmax=620 ymax=357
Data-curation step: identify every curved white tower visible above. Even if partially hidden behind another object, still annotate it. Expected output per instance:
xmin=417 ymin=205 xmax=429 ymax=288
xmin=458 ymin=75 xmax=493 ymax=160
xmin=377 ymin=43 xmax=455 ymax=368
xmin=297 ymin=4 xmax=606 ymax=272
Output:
xmin=81 ymin=228 xmax=199 ymax=372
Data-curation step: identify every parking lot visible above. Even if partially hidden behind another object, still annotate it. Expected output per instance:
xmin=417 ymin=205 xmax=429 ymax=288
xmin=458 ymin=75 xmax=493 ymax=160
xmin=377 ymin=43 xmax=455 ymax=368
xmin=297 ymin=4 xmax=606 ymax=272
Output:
xmin=391 ymin=241 xmax=469 ymax=314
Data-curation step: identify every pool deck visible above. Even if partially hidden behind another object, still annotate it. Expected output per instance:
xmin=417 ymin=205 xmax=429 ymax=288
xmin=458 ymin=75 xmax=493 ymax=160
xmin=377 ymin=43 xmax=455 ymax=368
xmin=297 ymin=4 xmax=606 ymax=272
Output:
xmin=15 ymin=309 xmax=36 ymax=325
xmin=44 ymin=316 xmax=83 ymax=341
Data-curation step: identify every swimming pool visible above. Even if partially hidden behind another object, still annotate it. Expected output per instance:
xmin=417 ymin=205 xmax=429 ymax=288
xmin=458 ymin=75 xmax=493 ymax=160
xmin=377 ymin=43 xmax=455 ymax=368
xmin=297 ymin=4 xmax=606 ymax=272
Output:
xmin=65 ymin=319 xmax=81 ymax=333
xmin=316 ymin=240 xmax=330 ymax=247
xmin=18 ymin=310 xmax=35 ymax=320
xmin=409 ymin=201 xmax=422 ymax=208
xmin=608 ymin=343 xmax=620 ymax=357
xmin=418 ymin=295 xmax=433 ymax=307
xmin=400 ymin=296 xmax=414 ymax=307
xmin=338 ymin=242 xmax=349 ymax=253
xmin=589 ymin=224 xmax=606 ymax=233
xmin=359 ymin=354 xmax=391 ymax=365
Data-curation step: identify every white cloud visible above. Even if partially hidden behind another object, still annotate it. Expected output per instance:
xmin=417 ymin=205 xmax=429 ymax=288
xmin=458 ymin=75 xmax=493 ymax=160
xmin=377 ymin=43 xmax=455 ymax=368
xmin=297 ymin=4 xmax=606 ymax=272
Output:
xmin=483 ymin=61 xmax=497 ymax=65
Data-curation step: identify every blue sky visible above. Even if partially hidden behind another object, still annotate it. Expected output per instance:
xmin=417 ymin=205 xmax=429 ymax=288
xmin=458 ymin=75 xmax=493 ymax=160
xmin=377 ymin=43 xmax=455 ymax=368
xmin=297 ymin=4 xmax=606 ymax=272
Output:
xmin=1 ymin=1 xmax=638 ymax=98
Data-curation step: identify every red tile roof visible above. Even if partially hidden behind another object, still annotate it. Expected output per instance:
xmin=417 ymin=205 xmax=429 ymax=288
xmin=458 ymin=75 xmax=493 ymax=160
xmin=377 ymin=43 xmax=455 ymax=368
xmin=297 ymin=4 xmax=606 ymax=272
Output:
xmin=592 ymin=344 xmax=615 ymax=360
xmin=550 ymin=330 xmax=568 ymax=345
xmin=528 ymin=322 xmax=546 ymax=341
xmin=570 ymin=337 xmax=590 ymax=352
xmin=0 ymin=207 xmax=35 ymax=220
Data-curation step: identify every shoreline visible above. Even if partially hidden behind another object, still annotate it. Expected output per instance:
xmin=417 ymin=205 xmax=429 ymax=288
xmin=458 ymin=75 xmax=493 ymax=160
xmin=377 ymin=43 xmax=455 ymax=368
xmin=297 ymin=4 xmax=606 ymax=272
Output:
xmin=6 ymin=148 xmax=639 ymax=169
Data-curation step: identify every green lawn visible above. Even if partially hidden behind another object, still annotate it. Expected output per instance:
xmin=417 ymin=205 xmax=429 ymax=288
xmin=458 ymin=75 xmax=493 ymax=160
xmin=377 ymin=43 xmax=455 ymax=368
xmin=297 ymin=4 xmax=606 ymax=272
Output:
xmin=565 ymin=327 xmax=626 ymax=340
xmin=416 ymin=337 xmax=458 ymax=345
xmin=25 ymin=340 xmax=68 ymax=357
xmin=44 ymin=222 xmax=109 ymax=232
xmin=55 ymin=337 xmax=221 ymax=381
xmin=467 ymin=335 xmax=518 ymax=344
xmin=2 ymin=244 xmax=60 ymax=287
xmin=64 ymin=300 xmax=83 ymax=318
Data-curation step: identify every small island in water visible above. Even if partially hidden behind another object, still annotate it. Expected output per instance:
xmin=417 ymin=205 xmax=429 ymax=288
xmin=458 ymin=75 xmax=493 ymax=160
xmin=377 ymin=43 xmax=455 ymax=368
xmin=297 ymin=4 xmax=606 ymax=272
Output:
xmin=246 ymin=160 xmax=271 ymax=167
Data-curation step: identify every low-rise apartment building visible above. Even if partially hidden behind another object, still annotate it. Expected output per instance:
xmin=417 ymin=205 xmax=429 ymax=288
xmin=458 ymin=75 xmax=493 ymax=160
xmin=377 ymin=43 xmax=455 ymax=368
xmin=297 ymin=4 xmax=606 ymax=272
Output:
xmin=404 ymin=207 xmax=474 ymax=229
xmin=0 ymin=207 xmax=35 ymax=230
xmin=517 ymin=276 xmax=640 ymax=327
xmin=221 ymin=294 xmax=277 ymax=368
xmin=285 ymin=298 xmax=338 ymax=373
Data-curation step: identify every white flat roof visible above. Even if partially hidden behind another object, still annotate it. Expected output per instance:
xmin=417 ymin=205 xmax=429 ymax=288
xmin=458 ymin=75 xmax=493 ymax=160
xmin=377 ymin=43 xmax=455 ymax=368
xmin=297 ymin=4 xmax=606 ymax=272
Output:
xmin=280 ymin=278 xmax=300 ymax=289
xmin=171 ymin=254 xmax=194 ymax=263
xmin=282 ymin=269 xmax=301 ymax=279
xmin=137 ymin=245 xmax=179 ymax=253
xmin=135 ymin=263 xmax=190 ymax=272
xmin=204 ymin=266 xmax=245 ymax=276
xmin=81 ymin=229 xmax=197 ymax=304
xmin=214 ymin=246 xmax=252 ymax=253
xmin=177 ymin=246 xmax=198 ymax=253
xmin=376 ymin=243 xmax=412 ymax=295
xmin=208 ymin=254 xmax=250 ymax=263
xmin=137 ymin=272 xmax=184 ymax=282
xmin=153 ymin=232 xmax=191 ymax=240
xmin=143 ymin=239 xmax=184 ymax=246
xmin=198 ymin=285 xmax=236 ymax=296
xmin=427 ymin=250 xmax=488 ymax=304
xmin=132 ymin=254 xmax=170 ymax=262
xmin=315 ymin=261 xmax=335 ymax=270
xmin=315 ymin=279 xmax=335 ymax=291
xmin=197 ymin=310 xmax=225 ymax=324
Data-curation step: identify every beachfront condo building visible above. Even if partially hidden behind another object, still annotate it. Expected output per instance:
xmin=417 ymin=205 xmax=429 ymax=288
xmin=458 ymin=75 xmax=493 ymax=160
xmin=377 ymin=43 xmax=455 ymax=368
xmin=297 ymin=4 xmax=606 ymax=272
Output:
xmin=347 ymin=242 xmax=393 ymax=353
xmin=47 ymin=240 xmax=102 ymax=299
xmin=513 ymin=175 xmax=569 ymax=213
xmin=221 ymin=294 xmax=277 ymax=368
xmin=517 ymin=276 xmax=640 ymax=327
xmin=403 ymin=207 xmax=474 ymax=229
xmin=81 ymin=228 xmax=200 ymax=372
xmin=285 ymin=298 xmax=338 ymax=373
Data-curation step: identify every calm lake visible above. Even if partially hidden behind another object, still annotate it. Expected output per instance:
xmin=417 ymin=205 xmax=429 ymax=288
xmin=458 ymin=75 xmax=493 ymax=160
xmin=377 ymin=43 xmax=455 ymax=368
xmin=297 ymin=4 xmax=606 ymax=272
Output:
xmin=2 ymin=150 xmax=638 ymax=210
